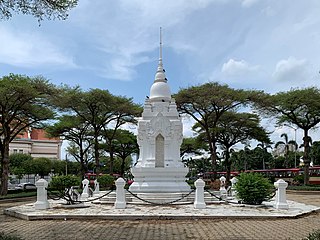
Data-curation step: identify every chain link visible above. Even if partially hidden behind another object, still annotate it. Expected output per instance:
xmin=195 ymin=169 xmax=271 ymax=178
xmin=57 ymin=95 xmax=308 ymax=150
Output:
xmin=126 ymin=189 xmax=195 ymax=206
xmin=46 ymin=187 xmax=114 ymax=205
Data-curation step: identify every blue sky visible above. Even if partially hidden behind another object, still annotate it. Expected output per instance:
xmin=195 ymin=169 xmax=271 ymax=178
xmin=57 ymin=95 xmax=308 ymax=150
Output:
xmin=1 ymin=0 xmax=320 ymax=150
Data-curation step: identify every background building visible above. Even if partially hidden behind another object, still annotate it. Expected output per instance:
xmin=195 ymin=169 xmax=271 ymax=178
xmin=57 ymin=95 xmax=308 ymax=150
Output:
xmin=9 ymin=128 xmax=62 ymax=160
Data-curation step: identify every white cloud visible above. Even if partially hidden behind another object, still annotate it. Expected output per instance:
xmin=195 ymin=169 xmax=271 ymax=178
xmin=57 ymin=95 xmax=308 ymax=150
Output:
xmin=69 ymin=0 xmax=217 ymax=81
xmin=0 ymin=26 xmax=76 ymax=68
xmin=241 ymin=0 xmax=259 ymax=8
xmin=272 ymin=57 xmax=308 ymax=82
xmin=221 ymin=59 xmax=259 ymax=76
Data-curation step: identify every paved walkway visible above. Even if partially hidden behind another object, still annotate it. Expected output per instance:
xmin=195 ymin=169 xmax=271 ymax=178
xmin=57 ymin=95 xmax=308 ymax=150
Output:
xmin=1 ymin=192 xmax=320 ymax=240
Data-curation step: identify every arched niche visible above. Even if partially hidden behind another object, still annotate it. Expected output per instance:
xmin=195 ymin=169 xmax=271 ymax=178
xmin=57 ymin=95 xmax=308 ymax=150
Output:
xmin=155 ymin=134 xmax=165 ymax=167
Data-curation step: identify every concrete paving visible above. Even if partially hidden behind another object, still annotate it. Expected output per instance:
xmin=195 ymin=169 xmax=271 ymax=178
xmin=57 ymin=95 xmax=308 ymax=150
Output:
xmin=1 ymin=192 xmax=320 ymax=240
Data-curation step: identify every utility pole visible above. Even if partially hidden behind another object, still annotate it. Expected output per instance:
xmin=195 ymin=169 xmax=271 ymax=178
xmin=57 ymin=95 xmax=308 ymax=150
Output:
xmin=65 ymin=154 xmax=68 ymax=175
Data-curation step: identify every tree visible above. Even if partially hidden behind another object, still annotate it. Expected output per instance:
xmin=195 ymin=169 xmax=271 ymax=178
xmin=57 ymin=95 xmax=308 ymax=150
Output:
xmin=112 ymin=129 xmax=138 ymax=176
xmin=213 ymin=111 xmax=270 ymax=182
xmin=0 ymin=74 xmax=58 ymax=195
xmin=0 ymin=0 xmax=77 ymax=21
xmin=175 ymin=82 xmax=260 ymax=173
xmin=46 ymin=115 xmax=93 ymax=176
xmin=24 ymin=157 xmax=52 ymax=177
xmin=9 ymin=153 xmax=33 ymax=169
xmin=9 ymin=153 xmax=33 ymax=180
xmin=254 ymin=87 xmax=320 ymax=184
xmin=180 ymin=137 xmax=208 ymax=160
xmin=257 ymin=141 xmax=273 ymax=169
xmin=310 ymin=141 xmax=320 ymax=166
xmin=56 ymin=87 xmax=141 ymax=175
xmin=274 ymin=133 xmax=298 ymax=168
xmin=231 ymin=146 xmax=274 ymax=171
xmin=101 ymin=97 xmax=141 ymax=174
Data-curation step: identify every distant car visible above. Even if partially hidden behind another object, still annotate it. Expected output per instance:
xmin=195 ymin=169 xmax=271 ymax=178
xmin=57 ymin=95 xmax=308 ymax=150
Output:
xmin=15 ymin=183 xmax=36 ymax=190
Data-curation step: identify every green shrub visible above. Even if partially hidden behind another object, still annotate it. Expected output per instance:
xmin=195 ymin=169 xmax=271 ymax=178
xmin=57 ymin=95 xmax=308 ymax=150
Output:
xmin=97 ymin=174 xmax=114 ymax=190
xmin=293 ymin=174 xmax=304 ymax=185
xmin=49 ymin=175 xmax=81 ymax=192
xmin=235 ymin=172 xmax=274 ymax=205
xmin=303 ymin=229 xmax=320 ymax=240
xmin=0 ymin=232 xmax=23 ymax=240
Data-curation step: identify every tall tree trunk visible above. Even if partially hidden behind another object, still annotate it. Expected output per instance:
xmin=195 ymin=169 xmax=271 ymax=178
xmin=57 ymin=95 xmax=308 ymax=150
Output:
xmin=225 ymin=148 xmax=231 ymax=184
xmin=94 ymin=133 xmax=100 ymax=175
xmin=303 ymin=129 xmax=310 ymax=185
xmin=109 ymin=148 xmax=114 ymax=174
xmin=120 ymin=157 xmax=125 ymax=177
xmin=0 ymin=139 xmax=10 ymax=195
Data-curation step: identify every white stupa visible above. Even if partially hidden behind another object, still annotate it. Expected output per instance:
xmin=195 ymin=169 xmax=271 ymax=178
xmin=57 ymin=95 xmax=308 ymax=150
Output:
xmin=129 ymin=29 xmax=190 ymax=193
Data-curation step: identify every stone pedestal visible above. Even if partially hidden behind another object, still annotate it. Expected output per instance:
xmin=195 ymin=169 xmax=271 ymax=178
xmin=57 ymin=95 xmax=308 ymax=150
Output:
xmin=34 ymin=179 xmax=49 ymax=210
xmin=129 ymin=167 xmax=190 ymax=193
xmin=194 ymin=179 xmax=206 ymax=209
xmin=274 ymin=179 xmax=289 ymax=210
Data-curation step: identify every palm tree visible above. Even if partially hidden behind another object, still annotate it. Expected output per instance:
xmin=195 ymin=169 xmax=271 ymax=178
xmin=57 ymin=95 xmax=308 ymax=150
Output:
xmin=257 ymin=142 xmax=273 ymax=169
xmin=275 ymin=133 xmax=298 ymax=168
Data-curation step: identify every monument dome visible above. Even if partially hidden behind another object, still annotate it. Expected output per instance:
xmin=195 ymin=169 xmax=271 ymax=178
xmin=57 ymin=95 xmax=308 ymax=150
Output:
xmin=149 ymin=56 xmax=171 ymax=102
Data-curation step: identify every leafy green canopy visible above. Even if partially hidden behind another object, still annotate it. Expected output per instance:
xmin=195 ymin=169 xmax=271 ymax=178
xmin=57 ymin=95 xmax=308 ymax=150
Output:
xmin=0 ymin=0 xmax=78 ymax=21
xmin=175 ymin=82 xmax=261 ymax=172
xmin=0 ymin=74 xmax=59 ymax=195
xmin=254 ymin=87 xmax=320 ymax=184
xmin=54 ymin=87 xmax=141 ymax=174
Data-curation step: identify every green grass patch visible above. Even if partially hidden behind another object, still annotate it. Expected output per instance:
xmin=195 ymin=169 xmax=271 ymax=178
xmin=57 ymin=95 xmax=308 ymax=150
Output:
xmin=287 ymin=185 xmax=320 ymax=191
xmin=0 ymin=191 xmax=36 ymax=200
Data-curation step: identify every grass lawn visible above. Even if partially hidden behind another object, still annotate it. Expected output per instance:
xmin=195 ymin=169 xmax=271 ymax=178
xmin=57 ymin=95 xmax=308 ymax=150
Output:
xmin=0 ymin=191 xmax=36 ymax=200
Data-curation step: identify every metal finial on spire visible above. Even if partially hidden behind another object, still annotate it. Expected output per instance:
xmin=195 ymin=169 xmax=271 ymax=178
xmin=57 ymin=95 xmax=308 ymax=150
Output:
xmin=159 ymin=27 xmax=162 ymax=59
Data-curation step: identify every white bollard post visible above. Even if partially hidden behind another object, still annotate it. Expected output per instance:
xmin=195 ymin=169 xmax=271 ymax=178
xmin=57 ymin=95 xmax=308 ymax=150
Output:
xmin=81 ymin=178 xmax=90 ymax=200
xmin=219 ymin=176 xmax=227 ymax=199
xmin=93 ymin=179 xmax=100 ymax=197
xmin=274 ymin=179 xmax=289 ymax=209
xmin=115 ymin=177 xmax=126 ymax=209
xmin=230 ymin=177 xmax=238 ymax=197
xmin=34 ymin=179 xmax=49 ymax=210
xmin=194 ymin=179 xmax=206 ymax=209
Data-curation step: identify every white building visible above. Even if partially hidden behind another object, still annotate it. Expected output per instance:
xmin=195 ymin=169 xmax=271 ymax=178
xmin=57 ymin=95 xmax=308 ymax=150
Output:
xmin=9 ymin=128 xmax=62 ymax=160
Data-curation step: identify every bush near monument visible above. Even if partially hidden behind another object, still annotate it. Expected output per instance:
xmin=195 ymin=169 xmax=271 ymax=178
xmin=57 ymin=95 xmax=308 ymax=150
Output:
xmin=303 ymin=229 xmax=320 ymax=240
xmin=235 ymin=172 xmax=274 ymax=205
xmin=97 ymin=174 xmax=114 ymax=190
xmin=49 ymin=175 xmax=81 ymax=192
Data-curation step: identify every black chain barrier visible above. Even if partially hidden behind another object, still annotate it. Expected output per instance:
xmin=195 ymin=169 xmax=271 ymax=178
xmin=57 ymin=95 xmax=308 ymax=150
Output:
xmin=126 ymin=189 xmax=195 ymax=206
xmin=46 ymin=187 xmax=114 ymax=205
xmin=204 ymin=189 xmax=225 ymax=202
xmin=205 ymin=187 xmax=278 ymax=205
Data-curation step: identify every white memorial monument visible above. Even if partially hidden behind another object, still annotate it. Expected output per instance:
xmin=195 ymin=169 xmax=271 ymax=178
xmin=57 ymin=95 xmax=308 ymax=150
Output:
xmin=129 ymin=30 xmax=190 ymax=193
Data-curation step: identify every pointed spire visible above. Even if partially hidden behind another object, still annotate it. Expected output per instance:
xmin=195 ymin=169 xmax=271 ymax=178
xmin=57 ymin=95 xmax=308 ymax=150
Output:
xmin=155 ymin=27 xmax=167 ymax=83
xmin=149 ymin=27 xmax=171 ymax=102
xmin=160 ymin=27 xmax=162 ymax=60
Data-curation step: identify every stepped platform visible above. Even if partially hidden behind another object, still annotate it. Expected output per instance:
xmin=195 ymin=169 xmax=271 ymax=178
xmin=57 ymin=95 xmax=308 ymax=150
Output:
xmin=4 ymin=192 xmax=320 ymax=221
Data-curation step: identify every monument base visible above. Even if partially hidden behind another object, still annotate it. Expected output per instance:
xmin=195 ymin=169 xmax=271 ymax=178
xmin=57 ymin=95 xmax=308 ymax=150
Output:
xmin=129 ymin=167 xmax=191 ymax=193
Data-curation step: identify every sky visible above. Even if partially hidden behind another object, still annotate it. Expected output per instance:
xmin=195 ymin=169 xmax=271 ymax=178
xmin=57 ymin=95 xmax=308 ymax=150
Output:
xmin=1 ymin=0 xmax=320 ymax=151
